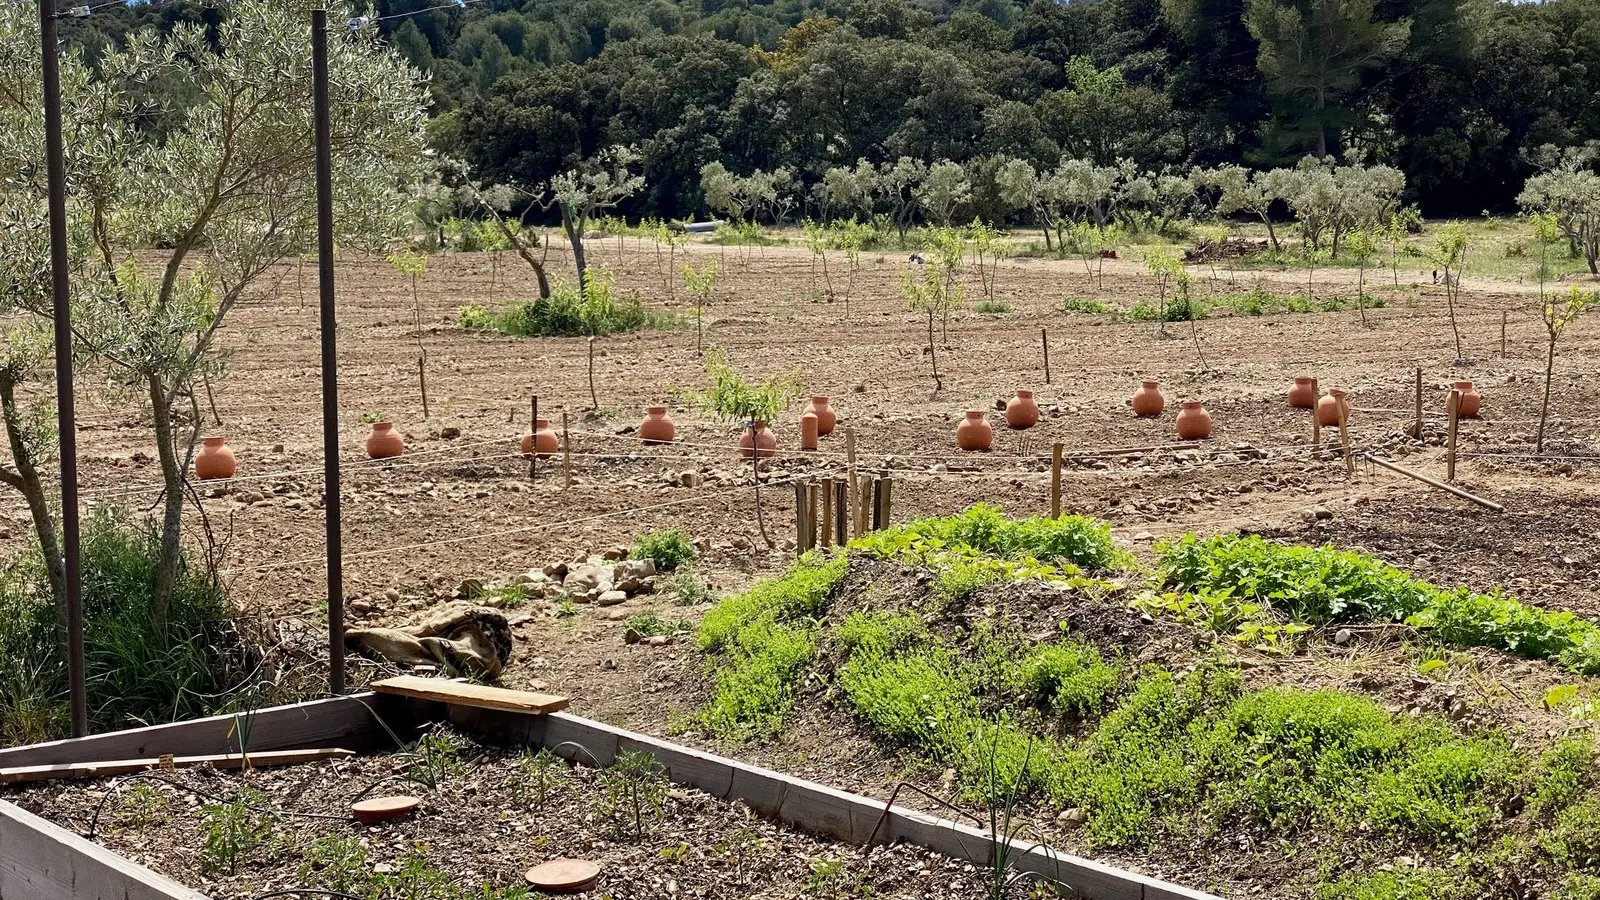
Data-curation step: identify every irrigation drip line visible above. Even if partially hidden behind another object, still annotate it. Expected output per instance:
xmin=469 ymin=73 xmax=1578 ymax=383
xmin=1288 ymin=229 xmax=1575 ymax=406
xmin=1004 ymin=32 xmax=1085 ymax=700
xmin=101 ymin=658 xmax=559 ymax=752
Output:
xmin=85 ymin=771 xmax=348 ymax=842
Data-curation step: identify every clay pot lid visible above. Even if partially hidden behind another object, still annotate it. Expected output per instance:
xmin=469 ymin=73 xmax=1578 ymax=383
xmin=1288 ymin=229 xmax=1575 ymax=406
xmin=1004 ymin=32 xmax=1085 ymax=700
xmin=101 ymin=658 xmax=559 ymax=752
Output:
xmin=525 ymin=859 xmax=601 ymax=894
xmin=351 ymin=795 xmax=420 ymax=825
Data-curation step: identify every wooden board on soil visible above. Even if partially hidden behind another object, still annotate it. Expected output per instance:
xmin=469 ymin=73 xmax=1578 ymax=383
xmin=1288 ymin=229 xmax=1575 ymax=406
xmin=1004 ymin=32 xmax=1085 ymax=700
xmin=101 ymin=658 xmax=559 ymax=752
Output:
xmin=371 ymin=675 xmax=569 ymax=714
xmin=0 ymin=748 xmax=356 ymax=785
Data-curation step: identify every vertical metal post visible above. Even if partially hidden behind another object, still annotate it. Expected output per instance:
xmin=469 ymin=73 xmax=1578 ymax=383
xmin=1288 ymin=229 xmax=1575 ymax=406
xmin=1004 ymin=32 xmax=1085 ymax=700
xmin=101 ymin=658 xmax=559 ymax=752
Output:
xmin=311 ymin=7 xmax=345 ymax=696
xmin=40 ymin=0 xmax=87 ymax=737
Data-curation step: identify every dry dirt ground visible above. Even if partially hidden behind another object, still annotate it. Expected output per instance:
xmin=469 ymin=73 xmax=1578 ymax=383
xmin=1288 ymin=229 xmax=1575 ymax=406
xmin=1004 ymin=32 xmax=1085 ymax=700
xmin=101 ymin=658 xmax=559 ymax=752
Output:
xmin=4 ymin=238 xmax=1599 ymax=893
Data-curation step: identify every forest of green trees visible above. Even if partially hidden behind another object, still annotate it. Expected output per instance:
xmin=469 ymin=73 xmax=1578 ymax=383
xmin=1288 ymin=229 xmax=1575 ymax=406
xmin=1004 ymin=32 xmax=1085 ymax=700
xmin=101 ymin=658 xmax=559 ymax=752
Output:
xmin=61 ymin=0 xmax=1600 ymax=222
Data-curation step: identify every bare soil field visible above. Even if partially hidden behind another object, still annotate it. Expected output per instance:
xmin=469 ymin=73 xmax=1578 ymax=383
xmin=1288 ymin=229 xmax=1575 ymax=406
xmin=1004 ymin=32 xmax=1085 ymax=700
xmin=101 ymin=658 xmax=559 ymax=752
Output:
xmin=7 ymin=238 xmax=1599 ymax=895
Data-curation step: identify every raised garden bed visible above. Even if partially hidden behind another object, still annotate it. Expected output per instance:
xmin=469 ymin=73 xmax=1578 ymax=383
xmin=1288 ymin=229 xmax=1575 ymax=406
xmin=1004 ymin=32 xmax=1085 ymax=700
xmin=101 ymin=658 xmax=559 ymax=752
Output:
xmin=0 ymin=684 xmax=1214 ymax=900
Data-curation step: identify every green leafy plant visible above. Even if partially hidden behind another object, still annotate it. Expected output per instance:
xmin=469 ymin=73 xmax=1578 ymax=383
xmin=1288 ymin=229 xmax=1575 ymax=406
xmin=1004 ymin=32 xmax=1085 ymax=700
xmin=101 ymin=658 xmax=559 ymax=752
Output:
xmin=1157 ymin=534 xmax=1600 ymax=673
xmin=626 ymin=610 xmax=689 ymax=638
xmin=199 ymin=788 xmax=277 ymax=874
xmin=670 ymin=568 xmax=717 ymax=606
xmin=682 ymin=260 xmax=719 ymax=352
xmin=630 ymin=527 xmax=696 ymax=572
xmin=512 ymin=747 xmax=567 ymax=811
xmin=600 ymin=749 xmax=669 ymax=840
xmin=298 ymin=834 xmax=371 ymax=892
xmin=973 ymin=300 xmax=1011 ymax=314
xmin=696 ymin=348 xmax=800 ymax=425
xmin=405 ymin=728 xmax=468 ymax=789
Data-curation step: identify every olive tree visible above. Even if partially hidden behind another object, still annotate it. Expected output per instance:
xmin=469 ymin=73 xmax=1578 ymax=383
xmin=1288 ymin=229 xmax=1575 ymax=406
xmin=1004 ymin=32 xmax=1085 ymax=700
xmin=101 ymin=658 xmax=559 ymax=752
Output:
xmin=546 ymin=146 xmax=645 ymax=290
xmin=1518 ymin=152 xmax=1600 ymax=275
xmin=28 ymin=1 xmax=431 ymax=621
xmin=915 ymin=160 xmax=971 ymax=227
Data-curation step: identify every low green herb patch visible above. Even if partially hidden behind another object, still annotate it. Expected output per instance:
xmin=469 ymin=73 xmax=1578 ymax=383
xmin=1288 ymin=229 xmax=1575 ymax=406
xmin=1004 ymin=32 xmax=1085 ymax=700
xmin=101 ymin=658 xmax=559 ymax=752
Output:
xmin=852 ymin=503 xmax=1131 ymax=573
xmin=1157 ymin=534 xmax=1600 ymax=673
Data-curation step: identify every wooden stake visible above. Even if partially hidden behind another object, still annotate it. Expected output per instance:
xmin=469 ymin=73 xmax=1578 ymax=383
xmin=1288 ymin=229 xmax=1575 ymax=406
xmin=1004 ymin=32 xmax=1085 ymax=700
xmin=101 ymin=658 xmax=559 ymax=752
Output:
xmin=1410 ymin=367 xmax=1423 ymax=440
xmin=1051 ymin=442 xmax=1063 ymax=518
xmin=1336 ymin=395 xmax=1353 ymax=475
xmin=794 ymin=482 xmax=809 ymax=556
xmin=529 ymin=395 xmax=538 ymax=483
xmin=807 ymin=482 xmax=820 ymax=550
xmin=834 ymin=480 xmax=848 ymax=546
xmin=1500 ymin=310 xmax=1508 ymax=357
xmin=1041 ymin=327 xmax=1052 ymax=385
xmin=1365 ymin=454 xmax=1503 ymax=511
xmin=879 ymin=474 xmax=893 ymax=530
xmin=845 ymin=428 xmax=858 ymax=537
xmin=1446 ymin=389 xmax=1460 ymax=482
xmin=418 ymin=356 xmax=430 ymax=420
xmin=561 ymin=411 xmax=572 ymax=490
xmin=870 ymin=476 xmax=883 ymax=532
xmin=856 ymin=473 xmax=871 ymax=537
xmin=820 ymin=478 xmax=834 ymax=548
xmin=1309 ymin=377 xmax=1321 ymax=448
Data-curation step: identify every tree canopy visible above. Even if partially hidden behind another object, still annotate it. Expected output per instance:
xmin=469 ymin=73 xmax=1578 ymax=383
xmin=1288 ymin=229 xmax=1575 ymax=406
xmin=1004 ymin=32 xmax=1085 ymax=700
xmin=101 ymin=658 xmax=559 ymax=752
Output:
xmin=54 ymin=0 xmax=1600 ymax=221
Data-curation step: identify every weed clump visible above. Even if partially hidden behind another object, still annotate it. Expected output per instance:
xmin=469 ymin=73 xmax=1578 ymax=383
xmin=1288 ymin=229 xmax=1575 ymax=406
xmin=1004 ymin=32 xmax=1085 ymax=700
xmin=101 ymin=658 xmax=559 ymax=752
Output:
xmin=630 ymin=527 xmax=696 ymax=572
xmin=854 ymin=503 xmax=1130 ymax=572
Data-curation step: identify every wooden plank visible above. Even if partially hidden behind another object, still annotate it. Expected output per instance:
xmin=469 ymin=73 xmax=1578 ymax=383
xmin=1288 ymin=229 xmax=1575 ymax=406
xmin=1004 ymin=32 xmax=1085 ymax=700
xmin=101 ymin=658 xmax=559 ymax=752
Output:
xmin=444 ymin=711 xmax=1222 ymax=900
xmin=0 ymin=748 xmax=355 ymax=785
xmin=0 ymin=801 xmax=208 ymax=900
xmin=371 ymin=675 xmax=569 ymax=714
xmin=0 ymin=693 xmax=423 ymax=770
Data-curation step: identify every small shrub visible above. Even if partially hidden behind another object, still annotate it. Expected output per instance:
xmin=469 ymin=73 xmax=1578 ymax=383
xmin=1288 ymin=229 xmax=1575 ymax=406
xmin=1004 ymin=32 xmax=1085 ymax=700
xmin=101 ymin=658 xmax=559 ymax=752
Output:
xmin=0 ymin=508 xmax=243 ymax=742
xmin=457 ymin=304 xmax=493 ymax=330
xmin=630 ymin=527 xmax=696 ymax=572
xmin=973 ymin=300 xmax=1011 ymax=314
xmin=116 ymin=783 xmax=167 ymax=830
xmin=933 ymin=556 xmax=1009 ymax=607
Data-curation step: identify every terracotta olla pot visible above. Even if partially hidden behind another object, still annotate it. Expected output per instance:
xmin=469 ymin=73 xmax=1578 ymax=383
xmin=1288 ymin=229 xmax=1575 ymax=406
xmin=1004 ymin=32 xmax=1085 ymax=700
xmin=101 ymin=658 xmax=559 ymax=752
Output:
xmin=1288 ymin=376 xmax=1317 ymax=410
xmin=365 ymin=422 xmax=404 ymax=460
xmin=521 ymin=418 xmax=559 ymax=459
xmin=805 ymin=396 xmax=837 ymax=436
xmin=639 ymin=406 xmax=676 ymax=444
xmin=1132 ymin=381 xmax=1165 ymax=418
xmin=1453 ymin=381 xmax=1481 ymax=418
xmin=956 ymin=410 xmax=994 ymax=452
xmin=1316 ymin=389 xmax=1350 ymax=428
xmin=738 ymin=420 xmax=778 ymax=459
xmin=1005 ymin=389 xmax=1040 ymax=430
xmin=194 ymin=437 xmax=237 ymax=480
xmin=799 ymin=411 xmax=820 ymax=451
xmin=1175 ymin=400 xmax=1213 ymax=440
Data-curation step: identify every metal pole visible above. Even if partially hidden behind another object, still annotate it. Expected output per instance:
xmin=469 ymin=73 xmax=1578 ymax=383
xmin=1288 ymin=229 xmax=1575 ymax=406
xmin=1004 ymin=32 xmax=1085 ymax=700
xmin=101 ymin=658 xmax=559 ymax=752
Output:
xmin=311 ymin=8 xmax=345 ymax=696
xmin=40 ymin=0 xmax=87 ymax=738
